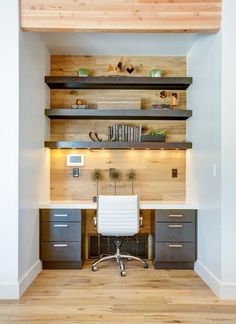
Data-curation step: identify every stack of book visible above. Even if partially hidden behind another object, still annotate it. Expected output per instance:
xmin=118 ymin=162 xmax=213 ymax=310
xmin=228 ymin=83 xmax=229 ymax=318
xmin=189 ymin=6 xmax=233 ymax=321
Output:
xmin=108 ymin=124 xmax=142 ymax=142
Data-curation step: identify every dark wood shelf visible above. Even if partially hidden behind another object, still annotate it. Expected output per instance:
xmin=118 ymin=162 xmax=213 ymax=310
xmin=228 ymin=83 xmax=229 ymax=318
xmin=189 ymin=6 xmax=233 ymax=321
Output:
xmin=45 ymin=76 xmax=192 ymax=90
xmin=45 ymin=108 xmax=192 ymax=120
xmin=44 ymin=141 xmax=192 ymax=150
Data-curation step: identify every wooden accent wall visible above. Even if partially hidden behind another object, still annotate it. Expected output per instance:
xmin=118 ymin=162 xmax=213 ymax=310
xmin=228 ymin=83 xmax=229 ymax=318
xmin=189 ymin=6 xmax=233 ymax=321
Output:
xmin=50 ymin=55 xmax=187 ymax=201
xmin=20 ymin=0 xmax=222 ymax=33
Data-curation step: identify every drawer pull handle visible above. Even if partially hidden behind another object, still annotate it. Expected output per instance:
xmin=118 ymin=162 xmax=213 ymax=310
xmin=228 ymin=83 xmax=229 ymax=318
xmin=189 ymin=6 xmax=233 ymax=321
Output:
xmin=53 ymin=244 xmax=68 ymax=247
xmin=168 ymin=244 xmax=183 ymax=248
xmin=168 ymin=214 xmax=183 ymax=218
xmin=53 ymin=224 xmax=68 ymax=228
xmin=168 ymin=224 xmax=183 ymax=228
xmin=54 ymin=214 xmax=68 ymax=217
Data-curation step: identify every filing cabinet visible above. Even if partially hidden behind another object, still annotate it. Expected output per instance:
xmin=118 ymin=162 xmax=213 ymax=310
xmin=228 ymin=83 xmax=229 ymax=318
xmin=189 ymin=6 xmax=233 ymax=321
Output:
xmin=40 ymin=209 xmax=84 ymax=269
xmin=153 ymin=209 xmax=197 ymax=269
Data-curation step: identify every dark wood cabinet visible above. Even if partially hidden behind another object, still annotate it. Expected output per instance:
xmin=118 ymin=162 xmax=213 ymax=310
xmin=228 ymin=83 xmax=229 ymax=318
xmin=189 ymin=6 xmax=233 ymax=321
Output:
xmin=153 ymin=209 xmax=197 ymax=269
xmin=40 ymin=209 xmax=84 ymax=269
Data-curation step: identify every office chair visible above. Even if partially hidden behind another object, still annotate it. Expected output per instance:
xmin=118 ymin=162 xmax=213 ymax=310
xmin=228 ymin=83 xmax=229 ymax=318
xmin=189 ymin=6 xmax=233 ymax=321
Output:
xmin=91 ymin=195 xmax=148 ymax=276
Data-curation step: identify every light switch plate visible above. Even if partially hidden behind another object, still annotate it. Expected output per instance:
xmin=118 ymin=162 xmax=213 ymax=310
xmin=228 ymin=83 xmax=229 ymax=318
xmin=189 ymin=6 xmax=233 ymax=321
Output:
xmin=73 ymin=168 xmax=80 ymax=177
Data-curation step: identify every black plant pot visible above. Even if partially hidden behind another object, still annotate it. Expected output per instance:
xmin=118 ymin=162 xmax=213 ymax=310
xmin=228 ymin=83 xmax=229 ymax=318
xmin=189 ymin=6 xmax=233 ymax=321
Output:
xmin=141 ymin=134 xmax=166 ymax=142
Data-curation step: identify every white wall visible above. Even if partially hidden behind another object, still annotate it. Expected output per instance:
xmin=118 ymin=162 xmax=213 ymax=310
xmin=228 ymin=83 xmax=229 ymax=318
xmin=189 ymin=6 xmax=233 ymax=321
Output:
xmin=0 ymin=2 xmax=50 ymax=299
xmin=18 ymin=32 xmax=50 ymax=296
xmin=187 ymin=33 xmax=222 ymax=295
xmin=0 ymin=0 xmax=20 ymax=299
xmin=220 ymin=0 xmax=236 ymax=298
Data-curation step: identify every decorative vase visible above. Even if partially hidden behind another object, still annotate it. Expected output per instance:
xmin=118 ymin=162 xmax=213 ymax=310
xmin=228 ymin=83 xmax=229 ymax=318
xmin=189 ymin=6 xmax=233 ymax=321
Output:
xmin=149 ymin=69 xmax=163 ymax=77
xmin=77 ymin=68 xmax=89 ymax=77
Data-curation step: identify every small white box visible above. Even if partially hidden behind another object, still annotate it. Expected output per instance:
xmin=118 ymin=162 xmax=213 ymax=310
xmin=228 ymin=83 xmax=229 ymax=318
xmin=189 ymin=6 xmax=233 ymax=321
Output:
xmin=67 ymin=154 xmax=84 ymax=166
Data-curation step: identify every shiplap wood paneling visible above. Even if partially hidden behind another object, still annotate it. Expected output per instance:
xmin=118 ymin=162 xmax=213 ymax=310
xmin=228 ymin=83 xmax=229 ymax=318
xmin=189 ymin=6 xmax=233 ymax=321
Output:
xmin=50 ymin=55 xmax=187 ymax=201
xmin=21 ymin=0 xmax=222 ymax=33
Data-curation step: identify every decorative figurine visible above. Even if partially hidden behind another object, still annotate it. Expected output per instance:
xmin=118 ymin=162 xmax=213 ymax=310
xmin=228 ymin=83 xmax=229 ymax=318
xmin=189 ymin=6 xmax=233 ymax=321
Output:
xmin=126 ymin=64 xmax=135 ymax=74
xmin=126 ymin=169 xmax=137 ymax=194
xmin=75 ymin=98 xmax=83 ymax=105
xmin=172 ymin=93 xmax=178 ymax=107
xmin=160 ymin=91 xmax=167 ymax=99
xmin=106 ymin=64 xmax=114 ymax=72
xmin=115 ymin=56 xmax=123 ymax=72
xmin=109 ymin=168 xmax=122 ymax=195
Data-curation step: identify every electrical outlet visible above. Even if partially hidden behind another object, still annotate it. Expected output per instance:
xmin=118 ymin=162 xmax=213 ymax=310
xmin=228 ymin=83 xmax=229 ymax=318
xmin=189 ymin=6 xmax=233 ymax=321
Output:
xmin=172 ymin=169 xmax=178 ymax=178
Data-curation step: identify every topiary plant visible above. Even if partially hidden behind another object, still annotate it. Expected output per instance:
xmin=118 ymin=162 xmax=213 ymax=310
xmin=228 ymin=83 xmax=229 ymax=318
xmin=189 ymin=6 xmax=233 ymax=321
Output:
xmin=109 ymin=168 xmax=122 ymax=195
xmin=126 ymin=169 xmax=137 ymax=195
xmin=143 ymin=129 xmax=167 ymax=136
xmin=91 ymin=169 xmax=104 ymax=196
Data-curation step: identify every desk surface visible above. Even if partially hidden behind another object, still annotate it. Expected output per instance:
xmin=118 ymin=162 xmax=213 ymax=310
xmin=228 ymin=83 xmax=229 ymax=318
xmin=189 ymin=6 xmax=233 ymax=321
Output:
xmin=39 ymin=200 xmax=198 ymax=210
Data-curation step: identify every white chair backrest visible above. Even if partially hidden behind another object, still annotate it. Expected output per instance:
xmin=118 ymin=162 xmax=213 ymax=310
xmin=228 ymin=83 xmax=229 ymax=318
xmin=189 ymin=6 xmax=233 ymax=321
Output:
xmin=97 ymin=195 xmax=139 ymax=236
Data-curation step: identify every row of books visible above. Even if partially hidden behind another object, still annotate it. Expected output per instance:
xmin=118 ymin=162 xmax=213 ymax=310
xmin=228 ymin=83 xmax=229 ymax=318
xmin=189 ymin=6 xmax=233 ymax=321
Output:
xmin=108 ymin=124 xmax=142 ymax=142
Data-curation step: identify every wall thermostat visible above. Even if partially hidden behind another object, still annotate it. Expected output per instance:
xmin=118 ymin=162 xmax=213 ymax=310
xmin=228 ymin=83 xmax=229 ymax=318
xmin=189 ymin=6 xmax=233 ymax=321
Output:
xmin=67 ymin=154 xmax=84 ymax=167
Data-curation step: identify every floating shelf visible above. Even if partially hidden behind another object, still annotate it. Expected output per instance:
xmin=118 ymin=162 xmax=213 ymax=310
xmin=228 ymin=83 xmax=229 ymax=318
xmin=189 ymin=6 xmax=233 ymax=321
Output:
xmin=45 ymin=108 xmax=192 ymax=120
xmin=44 ymin=141 xmax=192 ymax=150
xmin=45 ymin=76 xmax=192 ymax=90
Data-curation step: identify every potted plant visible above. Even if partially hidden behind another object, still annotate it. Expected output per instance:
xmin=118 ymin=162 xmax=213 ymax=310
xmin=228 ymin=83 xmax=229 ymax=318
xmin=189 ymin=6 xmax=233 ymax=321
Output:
xmin=141 ymin=129 xmax=167 ymax=142
xmin=126 ymin=169 xmax=137 ymax=195
xmin=109 ymin=168 xmax=122 ymax=195
xmin=91 ymin=169 xmax=104 ymax=202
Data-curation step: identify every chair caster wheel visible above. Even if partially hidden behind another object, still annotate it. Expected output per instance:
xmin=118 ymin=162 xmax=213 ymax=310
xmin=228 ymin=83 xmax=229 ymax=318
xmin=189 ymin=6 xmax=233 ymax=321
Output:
xmin=121 ymin=270 xmax=127 ymax=277
xmin=92 ymin=266 xmax=97 ymax=272
xmin=143 ymin=262 xmax=149 ymax=269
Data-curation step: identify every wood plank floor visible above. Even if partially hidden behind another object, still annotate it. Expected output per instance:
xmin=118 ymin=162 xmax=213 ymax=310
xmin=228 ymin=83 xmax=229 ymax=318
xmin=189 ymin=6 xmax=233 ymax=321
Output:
xmin=1 ymin=261 xmax=236 ymax=324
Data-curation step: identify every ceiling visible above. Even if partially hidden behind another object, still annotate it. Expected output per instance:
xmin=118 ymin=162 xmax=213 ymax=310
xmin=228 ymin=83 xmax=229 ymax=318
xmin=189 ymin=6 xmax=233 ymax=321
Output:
xmin=40 ymin=32 xmax=198 ymax=56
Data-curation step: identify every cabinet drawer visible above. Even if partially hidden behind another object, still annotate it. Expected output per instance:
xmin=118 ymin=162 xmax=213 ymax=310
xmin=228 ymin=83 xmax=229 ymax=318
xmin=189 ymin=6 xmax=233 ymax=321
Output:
xmin=155 ymin=242 xmax=196 ymax=262
xmin=155 ymin=210 xmax=196 ymax=223
xmin=41 ymin=222 xmax=81 ymax=242
xmin=41 ymin=242 xmax=81 ymax=261
xmin=155 ymin=223 xmax=195 ymax=242
xmin=40 ymin=209 xmax=81 ymax=222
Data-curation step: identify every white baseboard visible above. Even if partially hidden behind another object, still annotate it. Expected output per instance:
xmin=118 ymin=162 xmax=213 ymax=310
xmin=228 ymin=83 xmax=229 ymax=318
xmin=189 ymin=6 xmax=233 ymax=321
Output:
xmin=19 ymin=260 xmax=42 ymax=297
xmin=0 ymin=283 xmax=19 ymax=299
xmin=195 ymin=261 xmax=236 ymax=299
xmin=0 ymin=260 xmax=42 ymax=300
xmin=194 ymin=261 xmax=221 ymax=296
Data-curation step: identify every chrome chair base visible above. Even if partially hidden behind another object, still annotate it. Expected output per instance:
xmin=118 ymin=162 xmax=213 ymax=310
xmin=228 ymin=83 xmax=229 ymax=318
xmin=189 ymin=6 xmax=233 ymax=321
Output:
xmin=91 ymin=239 xmax=148 ymax=276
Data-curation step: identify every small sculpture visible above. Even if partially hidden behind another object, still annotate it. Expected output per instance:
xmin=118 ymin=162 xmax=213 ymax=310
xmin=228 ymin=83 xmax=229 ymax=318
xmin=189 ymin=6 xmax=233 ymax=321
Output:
xmin=106 ymin=64 xmax=114 ymax=72
xmin=115 ymin=56 xmax=123 ymax=72
xmin=126 ymin=169 xmax=137 ymax=194
xmin=89 ymin=131 xmax=115 ymax=142
xmin=126 ymin=64 xmax=135 ymax=74
xmin=109 ymin=168 xmax=122 ymax=195
xmin=160 ymin=91 xmax=167 ymax=99
xmin=75 ymin=98 xmax=83 ymax=105
xmin=172 ymin=93 xmax=178 ymax=107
